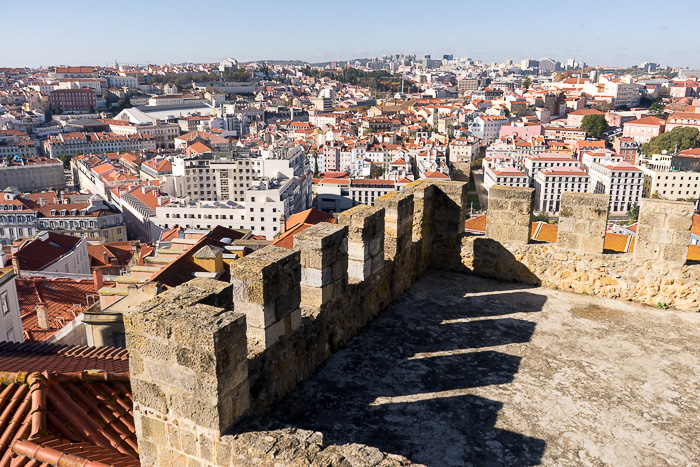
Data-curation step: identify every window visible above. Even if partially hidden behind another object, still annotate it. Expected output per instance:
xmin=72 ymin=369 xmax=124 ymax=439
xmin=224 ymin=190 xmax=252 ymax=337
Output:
xmin=1 ymin=292 xmax=9 ymax=315
xmin=114 ymin=333 xmax=127 ymax=348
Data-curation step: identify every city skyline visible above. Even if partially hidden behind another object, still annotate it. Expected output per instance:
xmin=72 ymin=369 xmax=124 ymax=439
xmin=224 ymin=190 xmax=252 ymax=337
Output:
xmin=3 ymin=0 xmax=700 ymax=68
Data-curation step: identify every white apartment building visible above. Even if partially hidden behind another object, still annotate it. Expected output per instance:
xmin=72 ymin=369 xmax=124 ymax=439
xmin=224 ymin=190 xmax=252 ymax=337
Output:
xmin=483 ymin=154 xmax=515 ymax=170
xmin=523 ymin=153 xmax=580 ymax=180
xmin=0 ymin=194 xmax=38 ymax=246
xmin=580 ymin=150 xmax=621 ymax=172
xmin=171 ymin=144 xmax=311 ymax=205
xmin=483 ymin=166 xmax=529 ymax=193
xmin=588 ymin=161 xmax=643 ymax=214
xmin=470 ymin=116 xmax=509 ymax=145
xmin=154 ymin=175 xmax=311 ymax=240
xmin=0 ymin=262 xmax=23 ymax=343
xmin=348 ymin=179 xmax=398 ymax=206
xmin=106 ymin=120 xmax=180 ymax=149
xmin=15 ymin=231 xmax=90 ymax=275
xmin=153 ymin=200 xmax=248 ymax=232
xmin=449 ymin=137 xmax=479 ymax=163
xmin=44 ymin=132 xmax=156 ymax=157
xmin=105 ymin=75 xmax=138 ymax=88
xmin=339 ymin=145 xmax=367 ymax=177
xmin=641 ymin=167 xmax=700 ymax=200
xmin=534 ymin=166 xmax=590 ymax=213
xmin=604 ymin=81 xmax=641 ymax=107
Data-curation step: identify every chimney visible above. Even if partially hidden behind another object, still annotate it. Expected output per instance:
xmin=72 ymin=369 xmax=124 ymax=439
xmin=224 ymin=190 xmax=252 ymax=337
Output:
xmin=36 ymin=304 xmax=49 ymax=330
xmin=93 ymin=269 xmax=104 ymax=291
xmin=103 ymin=252 xmax=109 ymax=265
xmin=279 ymin=214 xmax=287 ymax=235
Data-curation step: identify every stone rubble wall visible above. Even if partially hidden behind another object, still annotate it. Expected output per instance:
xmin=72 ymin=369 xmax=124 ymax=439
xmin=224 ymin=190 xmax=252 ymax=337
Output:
xmin=125 ymin=180 xmax=464 ymax=467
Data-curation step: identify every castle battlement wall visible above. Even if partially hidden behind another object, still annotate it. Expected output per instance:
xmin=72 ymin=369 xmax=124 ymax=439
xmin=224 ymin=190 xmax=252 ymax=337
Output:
xmin=125 ymin=180 xmax=467 ymax=466
xmin=125 ymin=182 xmax=699 ymax=466
xmin=462 ymin=186 xmax=700 ymax=311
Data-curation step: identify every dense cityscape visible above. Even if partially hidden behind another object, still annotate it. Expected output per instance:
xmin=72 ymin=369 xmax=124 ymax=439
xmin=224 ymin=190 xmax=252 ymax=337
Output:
xmin=1 ymin=36 xmax=700 ymax=466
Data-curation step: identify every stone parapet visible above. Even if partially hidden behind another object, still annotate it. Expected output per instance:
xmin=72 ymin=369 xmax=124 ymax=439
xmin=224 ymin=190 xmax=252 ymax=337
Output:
xmin=124 ymin=278 xmax=249 ymax=465
xmin=124 ymin=181 xmax=546 ymax=466
xmin=461 ymin=237 xmax=700 ymax=312
xmin=230 ymin=246 xmax=302 ymax=349
xmin=338 ymin=205 xmax=385 ymax=282
xmin=635 ymin=198 xmax=694 ymax=264
xmin=557 ymin=192 xmax=609 ymax=254
xmin=294 ymin=223 xmax=348 ymax=310
xmin=486 ymin=186 xmax=535 ymax=245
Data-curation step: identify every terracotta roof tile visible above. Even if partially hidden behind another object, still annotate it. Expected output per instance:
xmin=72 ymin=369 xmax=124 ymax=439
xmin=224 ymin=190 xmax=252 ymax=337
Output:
xmin=464 ymin=215 xmax=487 ymax=233
xmin=16 ymin=277 xmax=114 ymax=342
xmin=0 ymin=341 xmax=129 ymax=374
xmin=14 ymin=233 xmax=81 ymax=272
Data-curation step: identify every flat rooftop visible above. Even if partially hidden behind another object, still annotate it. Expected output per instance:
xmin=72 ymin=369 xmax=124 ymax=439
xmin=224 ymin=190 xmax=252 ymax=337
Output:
xmin=246 ymin=271 xmax=700 ymax=466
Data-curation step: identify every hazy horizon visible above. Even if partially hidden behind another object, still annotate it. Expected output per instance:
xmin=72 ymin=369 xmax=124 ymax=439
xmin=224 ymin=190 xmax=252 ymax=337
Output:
xmin=3 ymin=0 xmax=699 ymax=69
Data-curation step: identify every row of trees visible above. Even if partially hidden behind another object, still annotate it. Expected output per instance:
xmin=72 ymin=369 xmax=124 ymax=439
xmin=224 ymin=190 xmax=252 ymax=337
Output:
xmin=301 ymin=67 xmax=416 ymax=94
xmin=149 ymin=68 xmax=252 ymax=88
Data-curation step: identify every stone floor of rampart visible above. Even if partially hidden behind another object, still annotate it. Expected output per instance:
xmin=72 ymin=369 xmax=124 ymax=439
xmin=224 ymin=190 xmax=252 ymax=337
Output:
xmin=243 ymin=271 xmax=700 ymax=466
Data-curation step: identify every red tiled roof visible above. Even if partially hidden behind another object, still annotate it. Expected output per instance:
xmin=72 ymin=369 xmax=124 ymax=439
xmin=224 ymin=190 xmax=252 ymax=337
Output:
xmin=692 ymin=214 xmax=700 ymax=237
xmin=22 ymin=192 xmax=58 ymax=206
xmin=149 ymin=226 xmax=247 ymax=289
xmin=0 ymin=342 xmax=136 ymax=466
xmin=624 ymin=116 xmax=665 ymax=126
xmin=569 ymin=109 xmax=604 ymax=116
xmin=273 ymin=209 xmax=337 ymax=250
xmin=321 ymin=171 xmax=349 ymax=179
xmin=0 ymin=341 xmax=129 ymax=374
xmin=88 ymin=243 xmax=135 ymax=269
xmin=14 ymin=233 xmax=81 ymax=272
xmin=285 ymin=209 xmax=335 ymax=230
xmin=16 ymin=277 xmax=113 ymax=342
xmin=464 ymin=215 xmax=487 ymax=233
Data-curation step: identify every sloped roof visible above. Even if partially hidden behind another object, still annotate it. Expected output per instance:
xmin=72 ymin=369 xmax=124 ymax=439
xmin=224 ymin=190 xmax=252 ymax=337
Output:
xmin=0 ymin=342 xmax=137 ymax=466
xmin=273 ymin=209 xmax=337 ymax=250
xmin=464 ymin=215 xmax=487 ymax=232
xmin=0 ymin=341 xmax=129 ymax=373
xmin=16 ymin=277 xmax=113 ymax=342
xmin=692 ymin=214 xmax=700 ymax=237
xmin=14 ymin=233 xmax=81 ymax=272
xmin=149 ymin=226 xmax=247 ymax=289
xmin=286 ymin=209 xmax=335 ymax=229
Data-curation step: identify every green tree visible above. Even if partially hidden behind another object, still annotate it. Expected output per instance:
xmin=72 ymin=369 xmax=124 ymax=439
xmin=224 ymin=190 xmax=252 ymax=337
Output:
xmin=54 ymin=104 xmax=62 ymax=115
xmin=522 ymin=76 xmax=532 ymax=90
xmin=222 ymin=68 xmax=251 ymax=81
xmin=581 ymin=114 xmax=608 ymax=139
xmin=533 ymin=211 xmax=549 ymax=222
xmin=627 ymin=204 xmax=639 ymax=222
xmin=86 ymin=104 xmax=95 ymax=114
xmin=640 ymin=127 xmax=700 ymax=155
xmin=647 ymin=100 xmax=666 ymax=118
xmin=58 ymin=154 xmax=72 ymax=168
xmin=370 ymin=164 xmax=384 ymax=179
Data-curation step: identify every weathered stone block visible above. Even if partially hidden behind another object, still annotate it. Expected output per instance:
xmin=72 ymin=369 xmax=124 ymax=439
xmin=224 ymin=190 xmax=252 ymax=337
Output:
xmin=300 ymin=283 xmax=335 ymax=308
xmin=486 ymin=186 xmax=534 ymax=245
xmin=557 ymin=192 xmax=609 ymax=254
xmin=636 ymin=198 xmax=693 ymax=264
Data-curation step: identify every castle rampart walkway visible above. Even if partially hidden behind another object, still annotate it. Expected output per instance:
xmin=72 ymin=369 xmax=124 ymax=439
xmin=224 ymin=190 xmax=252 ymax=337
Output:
xmin=248 ymin=271 xmax=700 ymax=466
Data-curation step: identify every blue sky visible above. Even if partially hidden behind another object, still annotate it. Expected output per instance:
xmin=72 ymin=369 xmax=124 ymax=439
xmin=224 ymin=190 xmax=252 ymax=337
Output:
xmin=3 ymin=0 xmax=699 ymax=68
